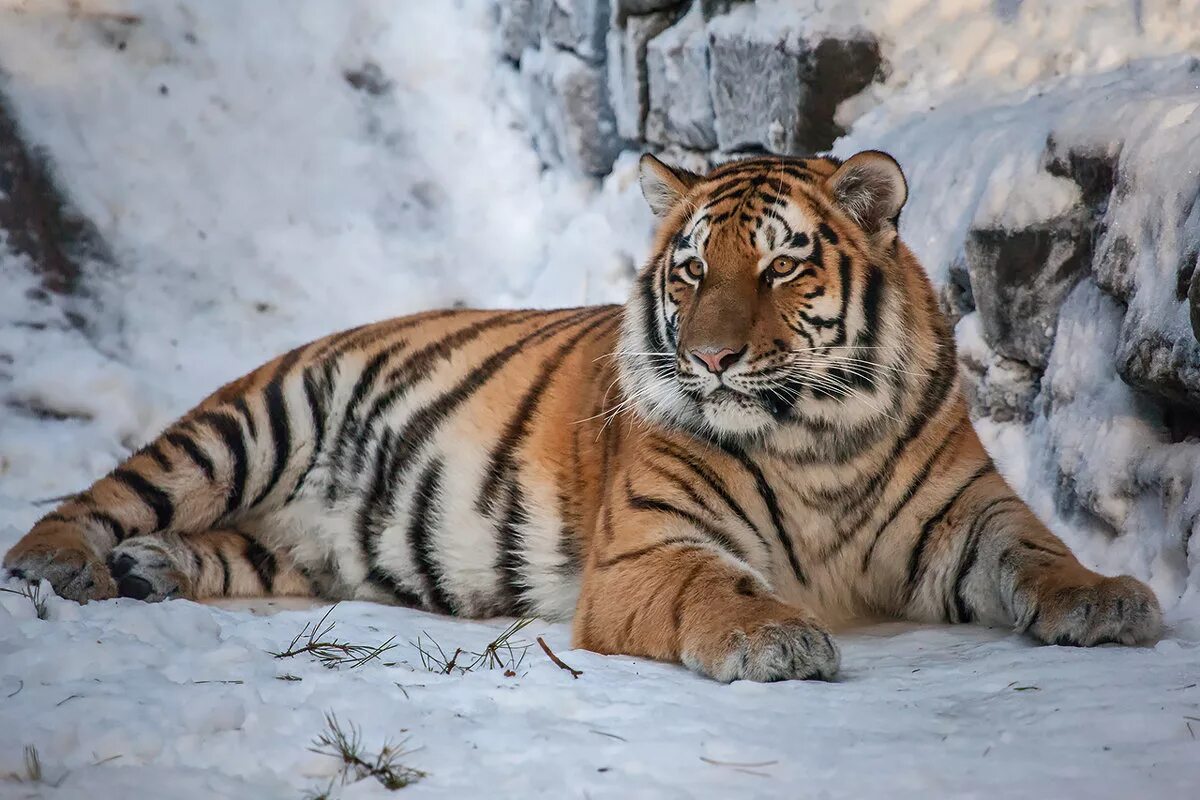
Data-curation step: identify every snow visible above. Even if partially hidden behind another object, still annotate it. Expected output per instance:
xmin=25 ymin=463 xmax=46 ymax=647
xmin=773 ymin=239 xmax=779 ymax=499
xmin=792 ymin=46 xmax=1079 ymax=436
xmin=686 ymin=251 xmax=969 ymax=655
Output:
xmin=2 ymin=0 xmax=1200 ymax=797
xmin=3 ymin=594 xmax=1199 ymax=799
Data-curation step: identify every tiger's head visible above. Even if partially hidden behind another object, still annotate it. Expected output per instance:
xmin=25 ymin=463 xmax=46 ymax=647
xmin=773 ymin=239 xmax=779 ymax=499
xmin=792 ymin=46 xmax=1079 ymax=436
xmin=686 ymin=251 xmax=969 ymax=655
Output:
xmin=619 ymin=150 xmax=941 ymax=451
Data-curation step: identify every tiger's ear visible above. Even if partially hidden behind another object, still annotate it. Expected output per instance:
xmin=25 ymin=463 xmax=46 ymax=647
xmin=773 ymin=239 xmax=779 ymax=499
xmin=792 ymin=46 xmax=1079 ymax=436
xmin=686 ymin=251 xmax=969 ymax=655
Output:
xmin=639 ymin=153 xmax=701 ymax=217
xmin=825 ymin=151 xmax=908 ymax=236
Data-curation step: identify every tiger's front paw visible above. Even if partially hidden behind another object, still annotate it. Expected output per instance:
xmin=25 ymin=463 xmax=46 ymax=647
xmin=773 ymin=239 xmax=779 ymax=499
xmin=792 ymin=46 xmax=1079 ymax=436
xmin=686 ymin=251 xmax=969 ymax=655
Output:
xmin=682 ymin=618 xmax=840 ymax=682
xmin=4 ymin=527 xmax=116 ymax=603
xmin=1026 ymin=575 xmax=1162 ymax=646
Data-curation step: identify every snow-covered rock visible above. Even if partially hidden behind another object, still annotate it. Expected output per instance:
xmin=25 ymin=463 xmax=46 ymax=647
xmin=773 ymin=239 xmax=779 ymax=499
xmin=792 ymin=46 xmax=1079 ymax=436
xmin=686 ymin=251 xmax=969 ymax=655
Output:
xmin=644 ymin=6 xmax=716 ymax=149
xmin=707 ymin=10 xmax=880 ymax=154
xmin=606 ymin=10 xmax=674 ymax=140
xmin=543 ymin=0 xmax=612 ymax=63
xmin=522 ymin=45 xmax=622 ymax=176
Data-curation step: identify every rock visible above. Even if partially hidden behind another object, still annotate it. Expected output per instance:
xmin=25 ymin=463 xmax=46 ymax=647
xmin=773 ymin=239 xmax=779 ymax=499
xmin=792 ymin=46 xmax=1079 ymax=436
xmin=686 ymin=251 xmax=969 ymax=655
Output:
xmin=498 ymin=0 xmax=540 ymax=62
xmin=965 ymin=208 xmax=1094 ymax=368
xmin=607 ymin=11 xmax=674 ymax=141
xmin=343 ymin=62 xmax=392 ymax=96
xmin=611 ymin=0 xmax=685 ymax=22
xmin=0 ymin=93 xmax=113 ymax=295
xmin=707 ymin=20 xmax=881 ymax=154
xmin=699 ymin=0 xmax=752 ymax=19
xmin=797 ymin=38 xmax=884 ymax=150
xmin=1043 ymin=136 xmax=1117 ymax=215
xmin=522 ymin=46 xmax=621 ymax=176
xmin=644 ymin=9 xmax=717 ymax=149
xmin=1115 ymin=317 xmax=1200 ymax=407
xmin=956 ymin=311 xmax=1040 ymax=423
xmin=1092 ymin=230 xmax=1135 ymax=301
xmin=1189 ymin=253 xmax=1200 ymax=344
xmin=939 ymin=253 xmax=975 ymax=327
xmin=543 ymin=0 xmax=611 ymax=63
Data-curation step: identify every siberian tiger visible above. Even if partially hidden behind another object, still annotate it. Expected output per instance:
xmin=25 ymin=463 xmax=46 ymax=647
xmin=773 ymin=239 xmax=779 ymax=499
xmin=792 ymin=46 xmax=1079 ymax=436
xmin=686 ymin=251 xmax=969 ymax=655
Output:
xmin=4 ymin=151 xmax=1162 ymax=682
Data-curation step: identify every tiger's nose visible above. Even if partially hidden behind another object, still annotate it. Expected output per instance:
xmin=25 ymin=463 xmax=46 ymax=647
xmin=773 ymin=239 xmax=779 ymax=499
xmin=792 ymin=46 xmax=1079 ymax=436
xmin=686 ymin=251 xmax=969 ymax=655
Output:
xmin=690 ymin=346 xmax=747 ymax=375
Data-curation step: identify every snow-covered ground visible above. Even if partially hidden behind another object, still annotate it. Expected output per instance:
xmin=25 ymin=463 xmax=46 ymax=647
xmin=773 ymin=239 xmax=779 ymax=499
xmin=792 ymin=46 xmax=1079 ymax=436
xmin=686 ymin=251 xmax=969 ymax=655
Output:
xmin=1 ymin=1 xmax=1199 ymax=797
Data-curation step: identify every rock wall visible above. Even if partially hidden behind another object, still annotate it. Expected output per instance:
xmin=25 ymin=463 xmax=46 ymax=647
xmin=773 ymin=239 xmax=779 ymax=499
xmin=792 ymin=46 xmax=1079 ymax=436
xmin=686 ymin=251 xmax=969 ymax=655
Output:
xmin=499 ymin=0 xmax=883 ymax=175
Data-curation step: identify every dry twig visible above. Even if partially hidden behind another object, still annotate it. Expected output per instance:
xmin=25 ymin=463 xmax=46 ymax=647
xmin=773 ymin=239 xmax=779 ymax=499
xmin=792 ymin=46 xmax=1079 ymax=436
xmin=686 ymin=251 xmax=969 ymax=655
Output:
xmin=537 ymin=636 xmax=582 ymax=679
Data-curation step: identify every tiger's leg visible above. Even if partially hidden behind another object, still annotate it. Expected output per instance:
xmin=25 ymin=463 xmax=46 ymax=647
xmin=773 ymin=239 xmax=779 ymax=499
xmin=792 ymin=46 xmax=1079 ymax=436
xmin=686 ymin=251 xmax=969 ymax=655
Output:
xmin=575 ymin=537 xmax=839 ymax=682
xmin=3 ymin=340 xmax=331 ymax=602
xmin=899 ymin=464 xmax=1162 ymax=645
xmin=106 ymin=528 xmax=315 ymax=602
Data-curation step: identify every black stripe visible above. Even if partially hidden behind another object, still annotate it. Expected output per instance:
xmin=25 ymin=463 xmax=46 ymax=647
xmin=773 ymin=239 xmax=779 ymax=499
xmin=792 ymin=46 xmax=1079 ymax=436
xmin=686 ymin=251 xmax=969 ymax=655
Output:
xmin=253 ymin=349 xmax=303 ymax=505
xmin=164 ymin=431 xmax=215 ymax=481
xmin=639 ymin=268 xmax=669 ymax=362
xmin=905 ymin=463 xmax=995 ymax=600
xmin=649 ymin=439 xmax=765 ymax=550
xmin=724 ymin=446 xmax=806 ymax=584
xmin=141 ymin=442 xmax=172 ymax=472
xmin=356 ymin=309 xmax=605 ymax=554
xmin=408 ymin=457 xmax=454 ymax=614
xmin=357 ymin=429 xmax=396 ymax=572
xmin=309 ymin=309 xmax=461 ymax=365
xmin=89 ymin=511 xmax=129 ymax=542
xmin=238 ymin=531 xmax=278 ymax=593
xmin=110 ymin=469 xmax=174 ymax=531
xmin=1020 ymin=538 xmax=1067 ymax=558
xmin=833 ymin=252 xmax=852 ymax=347
xmin=626 ymin=489 xmax=748 ymax=563
xmin=324 ymin=338 xmax=409 ymax=483
xmin=366 ymin=566 xmax=425 ymax=607
xmin=341 ymin=310 xmax=543 ymax=487
xmin=597 ymin=537 xmax=710 ymax=569
xmin=844 ymin=263 xmax=885 ymax=391
xmin=349 ymin=339 xmax=409 ymax=415
xmin=809 ymin=293 xmax=957 ymax=522
xmin=479 ymin=311 xmax=619 ymax=512
xmin=950 ymin=499 xmax=1020 ymax=622
xmin=232 ymin=397 xmax=257 ymax=440
xmin=216 ymin=549 xmax=232 ymax=596
xmin=646 ymin=463 xmax=716 ymax=516
xmin=193 ymin=410 xmax=249 ymax=514
xmin=189 ymin=545 xmax=204 ymax=578
xmin=287 ymin=364 xmax=333 ymax=501
xmin=857 ymin=428 xmax=956 ymax=571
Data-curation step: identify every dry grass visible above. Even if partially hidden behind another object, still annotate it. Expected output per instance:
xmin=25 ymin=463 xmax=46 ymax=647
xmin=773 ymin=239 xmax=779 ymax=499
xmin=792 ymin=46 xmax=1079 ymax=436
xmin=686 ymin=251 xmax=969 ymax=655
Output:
xmin=413 ymin=618 xmax=534 ymax=675
xmin=270 ymin=606 xmax=398 ymax=669
xmin=308 ymin=713 xmax=424 ymax=794
xmin=0 ymin=582 xmax=49 ymax=620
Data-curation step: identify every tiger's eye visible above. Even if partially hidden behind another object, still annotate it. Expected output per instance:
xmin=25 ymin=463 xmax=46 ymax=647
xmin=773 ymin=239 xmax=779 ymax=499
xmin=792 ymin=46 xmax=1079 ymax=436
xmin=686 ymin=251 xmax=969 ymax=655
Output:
xmin=768 ymin=255 xmax=800 ymax=280
xmin=683 ymin=259 xmax=704 ymax=281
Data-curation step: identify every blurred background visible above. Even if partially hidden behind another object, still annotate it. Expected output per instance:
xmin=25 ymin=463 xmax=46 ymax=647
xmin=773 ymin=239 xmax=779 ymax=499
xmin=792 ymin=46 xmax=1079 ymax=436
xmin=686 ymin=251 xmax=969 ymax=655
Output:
xmin=1 ymin=0 xmax=1198 ymax=615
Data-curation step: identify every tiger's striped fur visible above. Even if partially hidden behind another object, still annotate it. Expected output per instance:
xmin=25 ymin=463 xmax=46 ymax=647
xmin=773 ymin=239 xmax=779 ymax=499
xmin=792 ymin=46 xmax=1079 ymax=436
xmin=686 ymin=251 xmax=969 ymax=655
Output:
xmin=4 ymin=151 xmax=1161 ymax=682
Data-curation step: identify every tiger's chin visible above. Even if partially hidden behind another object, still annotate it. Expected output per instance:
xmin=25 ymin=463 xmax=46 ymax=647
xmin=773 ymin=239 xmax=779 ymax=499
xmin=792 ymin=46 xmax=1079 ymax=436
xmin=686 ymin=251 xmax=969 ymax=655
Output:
xmin=695 ymin=387 xmax=778 ymax=441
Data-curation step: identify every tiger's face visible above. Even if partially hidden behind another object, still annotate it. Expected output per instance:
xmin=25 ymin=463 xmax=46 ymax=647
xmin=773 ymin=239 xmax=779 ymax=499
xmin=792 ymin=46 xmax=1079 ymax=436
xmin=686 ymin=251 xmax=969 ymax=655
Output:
xmin=619 ymin=151 xmax=912 ymax=446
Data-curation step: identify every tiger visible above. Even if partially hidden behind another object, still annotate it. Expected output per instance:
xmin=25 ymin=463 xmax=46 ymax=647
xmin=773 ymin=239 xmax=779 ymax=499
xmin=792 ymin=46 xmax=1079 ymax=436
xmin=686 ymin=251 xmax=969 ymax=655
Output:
xmin=4 ymin=150 xmax=1162 ymax=682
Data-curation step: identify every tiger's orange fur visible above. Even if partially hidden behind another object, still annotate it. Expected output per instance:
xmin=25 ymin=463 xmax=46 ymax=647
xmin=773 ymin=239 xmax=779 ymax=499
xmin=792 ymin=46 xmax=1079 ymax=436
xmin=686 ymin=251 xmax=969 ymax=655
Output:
xmin=4 ymin=151 xmax=1161 ymax=682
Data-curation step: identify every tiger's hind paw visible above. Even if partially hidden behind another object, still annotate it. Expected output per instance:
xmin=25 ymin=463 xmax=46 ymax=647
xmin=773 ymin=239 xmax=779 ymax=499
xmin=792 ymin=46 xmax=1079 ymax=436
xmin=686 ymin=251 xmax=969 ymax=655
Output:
xmin=4 ymin=531 xmax=116 ymax=603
